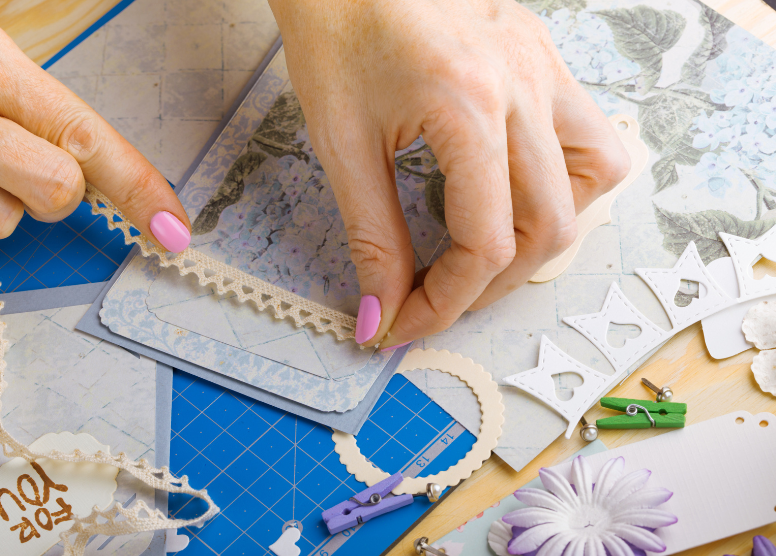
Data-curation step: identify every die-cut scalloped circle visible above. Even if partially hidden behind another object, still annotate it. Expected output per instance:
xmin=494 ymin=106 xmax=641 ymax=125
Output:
xmin=332 ymin=348 xmax=504 ymax=495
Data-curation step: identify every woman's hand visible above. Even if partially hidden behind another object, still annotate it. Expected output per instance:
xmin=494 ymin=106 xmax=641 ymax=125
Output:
xmin=0 ymin=30 xmax=191 ymax=253
xmin=270 ymin=0 xmax=631 ymax=350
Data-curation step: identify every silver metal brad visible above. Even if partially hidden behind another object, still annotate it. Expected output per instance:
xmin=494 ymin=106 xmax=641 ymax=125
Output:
xmin=579 ymin=416 xmax=599 ymax=442
xmin=642 ymin=378 xmax=673 ymax=402
xmin=426 ymin=483 xmax=443 ymax=503
xmin=414 ymin=537 xmax=448 ymax=555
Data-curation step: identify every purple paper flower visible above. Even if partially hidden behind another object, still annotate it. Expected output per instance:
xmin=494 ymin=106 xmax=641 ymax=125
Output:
xmin=502 ymin=456 xmax=677 ymax=556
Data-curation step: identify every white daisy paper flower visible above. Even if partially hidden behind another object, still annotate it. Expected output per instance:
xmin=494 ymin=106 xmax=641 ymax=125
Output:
xmin=500 ymin=455 xmax=677 ymax=556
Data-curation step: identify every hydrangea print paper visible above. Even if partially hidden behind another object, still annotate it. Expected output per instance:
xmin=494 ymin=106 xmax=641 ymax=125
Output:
xmin=100 ymin=53 xmax=450 ymax=412
xmin=403 ymin=0 xmax=776 ymax=472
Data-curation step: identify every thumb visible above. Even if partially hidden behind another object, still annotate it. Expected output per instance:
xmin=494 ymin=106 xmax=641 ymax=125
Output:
xmin=0 ymin=31 xmax=191 ymax=252
xmin=320 ymin=134 xmax=415 ymax=348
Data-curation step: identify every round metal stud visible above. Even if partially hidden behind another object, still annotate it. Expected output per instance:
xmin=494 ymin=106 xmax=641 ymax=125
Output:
xmin=656 ymin=387 xmax=673 ymax=403
xmin=642 ymin=378 xmax=674 ymax=403
xmin=426 ymin=483 xmax=443 ymax=503
xmin=579 ymin=416 xmax=598 ymax=442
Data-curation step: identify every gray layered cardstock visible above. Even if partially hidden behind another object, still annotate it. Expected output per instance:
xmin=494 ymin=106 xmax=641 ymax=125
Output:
xmin=77 ymin=262 xmax=410 ymax=435
xmin=77 ymin=38 xmax=412 ymax=435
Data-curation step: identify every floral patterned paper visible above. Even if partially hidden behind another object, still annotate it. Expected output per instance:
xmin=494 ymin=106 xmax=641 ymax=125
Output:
xmin=100 ymin=52 xmax=448 ymax=413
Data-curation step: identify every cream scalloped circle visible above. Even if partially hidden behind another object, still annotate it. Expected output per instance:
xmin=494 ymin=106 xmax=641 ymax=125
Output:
xmin=332 ymin=348 xmax=504 ymax=495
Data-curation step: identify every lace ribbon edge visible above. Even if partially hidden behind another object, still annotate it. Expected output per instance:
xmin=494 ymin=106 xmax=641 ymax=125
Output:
xmin=83 ymin=184 xmax=357 ymax=342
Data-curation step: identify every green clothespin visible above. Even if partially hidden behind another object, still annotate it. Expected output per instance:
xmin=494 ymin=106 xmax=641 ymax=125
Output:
xmin=596 ymin=397 xmax=687 ymax=430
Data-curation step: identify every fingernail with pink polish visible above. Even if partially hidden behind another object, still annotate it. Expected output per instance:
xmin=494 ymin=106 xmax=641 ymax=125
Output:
xmin=381 ymin=341 xmax=411 ymax=352
xmin=355 ymin=295 xmax=381 ymax=344
xmin=150 ymin=211 xmax=191 ymax=253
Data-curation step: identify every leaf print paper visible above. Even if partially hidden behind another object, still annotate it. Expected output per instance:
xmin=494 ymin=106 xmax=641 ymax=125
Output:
xmin=99 ymin=51 xmax=448 ymax=413
xmin=402 ymin=0 xmax=776 ymax=474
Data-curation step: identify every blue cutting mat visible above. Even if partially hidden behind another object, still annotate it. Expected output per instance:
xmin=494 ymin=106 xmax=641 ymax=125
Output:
xmin=0 ymin=206 xmax=131 ymax=292
xmin=168 ymin=369 xmax=476 ymax=556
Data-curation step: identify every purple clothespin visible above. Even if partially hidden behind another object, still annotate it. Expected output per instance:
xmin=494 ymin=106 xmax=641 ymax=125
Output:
xmin=321 ymin=472 xmax=414 ymax=535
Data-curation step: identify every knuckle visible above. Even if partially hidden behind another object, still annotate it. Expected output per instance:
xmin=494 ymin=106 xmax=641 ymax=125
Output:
xmin=113 ymin=165 xmax=165 ymax=222
xmin=417 ymin=290 xmax=459 ymax=333
xmin=546 ymin=213 xmax=578 ymax=255
xmin=347 ymin=230 xmax=408 ymax=279
xmin=595 ymin=144 xmax=631 ymax=193
xmin=521 ymin=208 xmax=578 ymax=258
xmin=480 ymin=233 xmax=517 ymax=271
xmin=38 ymin=154 xmax=84 ymax=214
xmin=458 ymin=226 xmax=517 ymax=273
xmin=431 ymin=55 xmax=505 ymax=117
xmin=55 ymin=109 xmax=101 ymax=162
xmin=461 ymin=64 xmax=505 ymax=116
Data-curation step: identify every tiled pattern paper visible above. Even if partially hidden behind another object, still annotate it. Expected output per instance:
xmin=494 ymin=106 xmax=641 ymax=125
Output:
xmin=1 ymin=305 xmax=158 ymax=555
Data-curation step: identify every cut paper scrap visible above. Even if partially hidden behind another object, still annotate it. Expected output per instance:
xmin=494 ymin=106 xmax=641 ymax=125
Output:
xmin=0 ymin=432 xmax=117 ymax=556
xmin=269 ymin=526 xmax=302 ymax=556
xmin=743 ymin=299 xmax=776 ymax=396
xmin=751 ymin=350 xmax=776 ymax=396
xmin=549 ymin=412 xmax=776 ymax=555
xmin=636 ymin=241 xmax=733 ymax=329
xmin=743 ymin=299 xmax=776 ymax=350
xmin=721 ymin=226 xmax=776 ymax=301
xmin=701 ymin=230 xmax=776 ymax=359
xmin=530 ymin=114 xmax=649 ymax=283
xmin=701 ymin=257 xmax=760 ymax=359
xmin=563 ymin=282 xmax=670 ymax=374
xmin=0 ymin=303 xmax=219 ymax=556
xmin=333 ymin=349 xmax=504 ymax=495
xmin=164 ymin=530 xmax=189 ymax=553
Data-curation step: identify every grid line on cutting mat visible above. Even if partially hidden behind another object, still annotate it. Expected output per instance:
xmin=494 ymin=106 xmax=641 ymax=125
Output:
xmin=169 ymin=369 xmax=465 ymax=556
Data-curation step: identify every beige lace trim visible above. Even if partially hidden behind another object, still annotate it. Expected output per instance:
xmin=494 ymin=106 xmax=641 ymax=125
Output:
xmin=0 ymin=304 xmax=220 ymax=555
xmin=84 ymin=184 xmax=357 ymax=341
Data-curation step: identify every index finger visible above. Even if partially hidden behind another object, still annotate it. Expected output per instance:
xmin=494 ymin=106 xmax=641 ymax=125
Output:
xmin=379 ymin=97 xmax=515 ymax=349
xmin=0 ymin=30 xmax=191 ymax=251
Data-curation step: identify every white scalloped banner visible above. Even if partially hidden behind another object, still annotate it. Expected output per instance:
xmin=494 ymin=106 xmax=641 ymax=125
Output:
xmin=0 ymin=304 xmax=219 ymax=556
xmin=332 ymin=349 xmax=504 ymax=495
xmin=506 ymin=226 xmax=776 ymax=438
